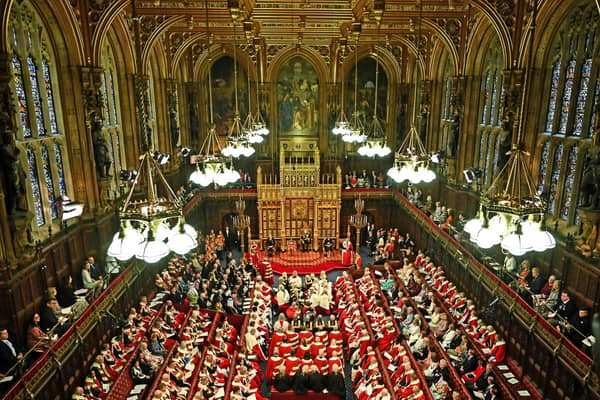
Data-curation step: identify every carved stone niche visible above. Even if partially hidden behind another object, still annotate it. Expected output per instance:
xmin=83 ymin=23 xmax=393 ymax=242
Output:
xmin=8 ymin=210 xmax=34 ymax=262
xmin=576 ymin=208 xmax=600 ymax=259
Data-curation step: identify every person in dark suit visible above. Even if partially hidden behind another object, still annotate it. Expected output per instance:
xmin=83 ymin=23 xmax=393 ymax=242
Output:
xmin=266 ymin=235 xmax=276 ymax=257
xmin=87 ymin=256 xmax=102 ymax=281
xmin=458 ymin=349 xmax=478 ymax=375
xmin=323 ymin=235 xmax=334 ymax=258
xmin=301 ymin=230 xmax=312 ymax=252
xmin=40 ymin=299 xmax=71 ymax=336
xmin=528 ymin=267 xmax=545 ymax=295
xmin=548 ymin=291 xmax=577 ymax=327
xmin=564 ymin=307 xmax=592 ymax=348
xmin=0 ymin=328 xmax=22 ymax=375
xmin=224 ymin=226 xmax=234 ymax=251
xmin=469 ymin=363 xmax=493 ymax=393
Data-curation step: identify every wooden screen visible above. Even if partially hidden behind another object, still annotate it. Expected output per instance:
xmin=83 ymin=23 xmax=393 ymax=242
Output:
xmin=284 ymin=197 xmax=314 ymax=238
xmin=317 ymin=206 xmax=337 ymax=241
xmin=260 ymin=204 xmax=281 ymax=239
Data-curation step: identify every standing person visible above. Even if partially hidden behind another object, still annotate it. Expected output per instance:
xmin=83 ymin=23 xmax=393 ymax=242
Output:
xmin=224 ymin=226 xmax=233 ymax=251
xmin=323 ymin=235 xmax=334 ymax=258
xmin=0 ymin=328 xmax=22 ymax=375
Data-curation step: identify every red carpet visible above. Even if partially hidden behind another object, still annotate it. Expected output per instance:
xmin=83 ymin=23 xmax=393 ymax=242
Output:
xmin=270 ymin=261 xmax=350 ymax=275
xmin=265 ymin=250 xmax=342 ymax=268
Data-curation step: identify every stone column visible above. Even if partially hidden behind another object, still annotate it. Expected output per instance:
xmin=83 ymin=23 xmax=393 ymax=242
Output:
xmin=0 ymin=52 xmax=33 ymax=266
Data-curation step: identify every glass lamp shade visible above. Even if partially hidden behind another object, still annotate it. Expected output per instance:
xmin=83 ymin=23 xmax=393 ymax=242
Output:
xmin=357 ymin=144 xmax=374 ymax=157
xmin=489 ymin=214 xmax=508 ymax=236
xmin=387 ymin=166 xmax=400 ymax=182
xmin=124 ymin=225 xmax=144 ymax=244
xmin=418 ymin=167 xmax=436 ymax=183
xmin=170 ymin=221 xmax=198 ymax=241
xmin=239 ymin=144 xmax=255 ymax=157
xmin=247 ymin=133 xmax=264 ymax=144
xmin=530 ymin=228 xmax=556 ymax=252
xmin=501 ymin=232 xmax=533 ymax=256
xmin=520 ymin=219 xmax=537 ymax=234
xmin=228 ymin=168 xmax=241 ymax=183
xmin=376 ymin=145 xmax=392 ymax=157
xmin=463 ymin=217 xmax=483 ymax=236
xmin=471 ymin=226 xmax=501 ymax=249
xmin=168 ymin=231 xmax=198 ymax=255
xmin=214 ymin=171 xmax=231 ymax=187
xmin=136 ymin=239 xmax=170 ymax=263
xmin=107 ymin=232 xmax=136 ymax=261
xmin=155 ymin=222 xmax=171 ymax=242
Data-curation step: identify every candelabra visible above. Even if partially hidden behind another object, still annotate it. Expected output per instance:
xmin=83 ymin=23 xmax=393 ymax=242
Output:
xmin=232 ymin=199 xmax=251 ymax=252
xmin=349 ymin=197 xmax=368 ymax=256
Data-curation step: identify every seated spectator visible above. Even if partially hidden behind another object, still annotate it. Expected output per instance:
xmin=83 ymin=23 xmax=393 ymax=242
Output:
xmin=563 ymin=306 xmax=592 ymax=349
xmin=40 ymin=298 xmax=71 ymax=336
xmin=272 ymin=364 xmax=291 ymax=392
xmin=26 ymin=313 xmax=51 ymax=364
xmin=327 ymin=363 xmax=346 ymax=398
xmin=131 ymin=358 xmax=153 ymax=384
xmin=57 ymin=275 xmax=88 ymax=319
xmin=81 ymin=261 xmax=102 ymax=292
xmin=547 ymin=291 xmax=577 ymax=327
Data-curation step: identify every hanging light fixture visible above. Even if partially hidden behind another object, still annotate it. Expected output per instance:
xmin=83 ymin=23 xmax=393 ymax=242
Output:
xmin=358 ymin=21 xmax=391 ymax=157
xmin=342 ymin=34 xmax=367 ymax=144
xmin=332 ymin=39 xmax=352 ymax=137
xmin=242 ymin=55 xmax=264 ymax=144
xmin=222 ymin=15 xmax=254 ymax=158
xmin=387 ymin=2 xmax=435 ymax=184
xmin=190 ymin=0 xmax=241 ymax=188
xmin=466 ymin=0 xmax=554 ymax=256
xmin=108 ymin=1 xmax=199 ymax=264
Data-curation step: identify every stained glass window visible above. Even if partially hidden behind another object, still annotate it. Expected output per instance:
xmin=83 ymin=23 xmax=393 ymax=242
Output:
xmin=27 ymin=148 xmax=44 ymax=226
xmin=108 ymin=133 xmax=116 ymax=180
xmin=478 ymin=133 xmax=485 ymax=168
xmin=12 ymin=56 xmax=31 ymax=138
xmin=54 ymin=142 xmax=66 ymax=196
xmin=545 ymin=60 xmax=562 ymax=132
xmin=485 ymin=134 xmax=494 ymax=184
xmin=560 ymin=145 xmax=578 ymax=220
xmin=42 ymin=58 xmax=58 ymax=135
xmin=575 ymin=151 xmax=591 ymax=225
xmin=27 ymin=56 xmax=46 ymax=136
xmin=490 ymin=70 xmax=499 ymax=126
xmin=101 ymin=72 xmax=110 ymax=124
xmin=41 ymin=145 xmax=57 ymax=219
xmin=589 ymin=78 xmax=600 ymax=139
xmin=11 ymin=27 xmax=17 ymax=48
xmin=110 ymin=70 xmax=118 ymax=124
xmin=538 ymin=141 xmax=551 ymax=193
xmin=548 ymin=144 xmax=564 ymax=214
xmin=443 ymin=79 xmax=451 ymax=120
xmin=115 ymin=130 xmax=122 ymax=171
xmin=482 ymin=71 xmax=491 ymax=125
xmin=558 ymin=59 xmax=576 ymax=134
xmin=496 ymin=84 xmax=505 ymax=128
xmin=572 ymin=59 xmax=592 ymax=136
xmin=492 ymin=134 xmax=502 ymax=176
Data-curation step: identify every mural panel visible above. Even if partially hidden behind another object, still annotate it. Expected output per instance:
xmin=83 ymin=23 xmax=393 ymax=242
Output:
xmin=277 ymin=56 xmax=319 ymax=136
xmin=345 ymin=57 xmax=388 ymax=124
xmin=210 ymin=56 xmax=248 ymax=136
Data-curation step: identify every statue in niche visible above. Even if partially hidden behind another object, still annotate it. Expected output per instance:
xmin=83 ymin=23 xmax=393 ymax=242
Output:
xmin=170 ymin=108 xmax=180 ymax=148
xmin=448 ymin=110 xmax=460 ymax=157
xmin=91 ymin=113 xmax=112 ymax=179
xmin=0 ymin=133 xmax=27 ymax=215
xmin=580 ymin=150 xmax=600 ymax=210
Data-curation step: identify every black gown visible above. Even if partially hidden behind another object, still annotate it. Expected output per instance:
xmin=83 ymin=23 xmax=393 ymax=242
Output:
xmin=272 ymin=374 xmax=292 ymax=392
xmin=309 ymin=372 xmax=327 ymax=392
xmin=292 ymin=372 xmax=310 ymax=394
xmin=327 ymin=372 xmax=346 ymax=398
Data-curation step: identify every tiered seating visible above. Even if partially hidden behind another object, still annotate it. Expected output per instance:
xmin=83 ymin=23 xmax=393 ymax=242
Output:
xmin=186 ymin=315 xmax=240 ymax=400
xmin=379 ymin=264 xmax=472 ymax=399
xmin=413 ymin=255 xmax=535 ymax=399
xmin=353 ymin=269 xmax=430 ymax=400
xmin=333 ymin=272 xmax=394 ymax=399
xmin=90 ymin=292 xmax=166 ymax=399
xmin=243 ymin=277 xmax=272 ymax=362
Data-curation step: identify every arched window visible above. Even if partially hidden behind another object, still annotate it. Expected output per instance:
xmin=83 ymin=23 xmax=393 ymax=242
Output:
xmin=560 ymin=145 xmax=578 ymax=220
xmin=548 ymin=144 xmax=564 ymax=215
xmin=481 ymin=71 xmax=491 ymax=125
xmin=26 ymin=147 xmax=44 ymax=226
xmin=9 ymin=1 xmax=72 ymax=236
xmin=100 ymin=43 xmax=125 ymax=199
xmin=538 ymin=6 xmax=598 ymax=225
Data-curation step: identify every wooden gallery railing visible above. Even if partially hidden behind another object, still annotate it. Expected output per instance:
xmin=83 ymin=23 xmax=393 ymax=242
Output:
xmin=2 ymin=261 xmax=155 ymax=400
xmin=390 ymin=191 xmax=599 ymax=400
